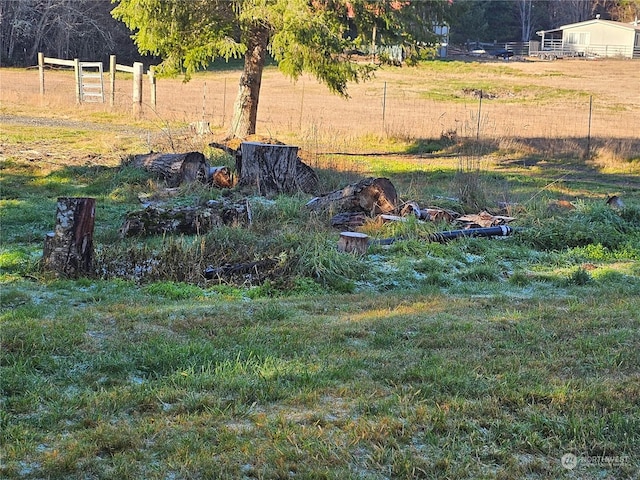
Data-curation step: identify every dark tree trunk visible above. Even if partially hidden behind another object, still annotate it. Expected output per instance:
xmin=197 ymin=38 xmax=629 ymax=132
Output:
xmin=131 ymin=152 xmax=210 ymax=187
xmin=306 ymin=177 xmax=398 ymax=216
xmin=230 ymin=24 xmax=270 ymax=139
xmin=43 ymin=197 xmax=96 ymax=278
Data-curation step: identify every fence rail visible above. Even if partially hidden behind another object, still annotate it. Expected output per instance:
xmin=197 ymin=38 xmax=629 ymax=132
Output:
xmin=38 ymin=53 xmax=154 ymax=114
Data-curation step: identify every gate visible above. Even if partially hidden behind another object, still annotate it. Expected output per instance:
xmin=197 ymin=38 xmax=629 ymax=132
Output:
xmin=78 ymin=62 xmax=104 ymax=103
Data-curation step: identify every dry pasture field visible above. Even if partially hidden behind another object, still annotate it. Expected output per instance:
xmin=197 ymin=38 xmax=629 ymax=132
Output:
xmin=1 ymin=57 xmax=639 ymax=146
xmin=2 ymin=58 xmax=640 ymax=480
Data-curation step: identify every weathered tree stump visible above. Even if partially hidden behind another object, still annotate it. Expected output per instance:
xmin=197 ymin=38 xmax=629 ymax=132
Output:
xmin=238 ymin=142 xmax=300 ymax=196
xmin=131 ymin=152 xmax=210 ymax=187
xmin=306 ymin=177 xmax=398 ymax=215
xmin=119 ymin=200 xmax=251 ymax=237
xmin=42 ymin=197 xmax=96 ymax=277
xmin=337 ymin=232 xmax=369 ymax=254
xmin=237 ymin=141 xmax=319 ymax=195
xmin=211 ymin=138 xmax=318 ymax=194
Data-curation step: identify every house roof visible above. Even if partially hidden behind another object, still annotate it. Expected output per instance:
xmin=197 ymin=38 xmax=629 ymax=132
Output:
xmin=537 ymin=18 xmax=640 ymax=36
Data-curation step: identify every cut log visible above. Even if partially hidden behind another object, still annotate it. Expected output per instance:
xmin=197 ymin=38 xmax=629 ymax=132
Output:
xmin=306 ymin=177 xmax=398 ymax=216
xmin=295 ymin=160 xmax=320 ymax=194
xmin=131 ymin=152 xmax=210 ymax=187
xmin=204 ymin=258 xmax=278 ymax=280
xmin=456 ymin=211 xmax=515 ymax=228
xmin=422 ymin=207 xmax=458 ymax=223
xmin=330 ymin=211 xmax=368 ymax=229
xmin=208 ymin=166 xmax=234 ymax=188
xmin=337 ymin=232 xmax=369 ymax=254
xmin=120 ymin=199 xmax=250 ymax=237
xmin=42 ymin=197 xmax=96 ymax=277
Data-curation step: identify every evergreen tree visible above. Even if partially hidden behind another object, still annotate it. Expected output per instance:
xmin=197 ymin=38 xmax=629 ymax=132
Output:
xmin=111 ymin=0 xmax=450 ymax=138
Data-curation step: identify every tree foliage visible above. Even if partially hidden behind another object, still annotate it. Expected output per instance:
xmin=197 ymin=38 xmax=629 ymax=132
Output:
xmin=111 ymin=0 xmax=452 ymax=137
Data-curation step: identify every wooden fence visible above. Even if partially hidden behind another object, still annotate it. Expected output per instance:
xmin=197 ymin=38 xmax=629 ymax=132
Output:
xmin=38 ymin=53 xmax=156 ymax=115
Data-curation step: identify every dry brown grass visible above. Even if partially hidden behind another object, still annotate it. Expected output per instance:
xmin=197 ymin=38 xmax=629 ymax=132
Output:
xmin=2 ymin=58 xmax=638 ymax=146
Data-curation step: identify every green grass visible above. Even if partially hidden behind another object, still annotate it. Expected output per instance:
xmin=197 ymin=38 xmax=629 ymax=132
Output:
xmin=1 ymin=98 xmax=639 ymax=479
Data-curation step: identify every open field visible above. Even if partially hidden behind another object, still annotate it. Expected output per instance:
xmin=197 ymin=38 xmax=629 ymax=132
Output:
xmin=1 ymin=58 xmax=639 ymax=479
xmin=2 ymin=57 xmax=640 ymax=145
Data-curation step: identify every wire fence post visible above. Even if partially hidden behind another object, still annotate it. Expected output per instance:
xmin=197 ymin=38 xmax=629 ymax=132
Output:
xmin=222 ymin=78 xmax=227 ymax=127
xmin=382 ymin=81 xmax=387 ymax=131
xmin=476 ymin=89 xmax=483 ymax=141
xmin=585 ymin=95 xmax=593 ymax=159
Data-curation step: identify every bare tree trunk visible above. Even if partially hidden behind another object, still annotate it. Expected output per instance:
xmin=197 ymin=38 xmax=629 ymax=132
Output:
xmin=229 ymin=24 xmax=270 ymax=139
xmin=517 ymin=0 xmax=534 ymax=41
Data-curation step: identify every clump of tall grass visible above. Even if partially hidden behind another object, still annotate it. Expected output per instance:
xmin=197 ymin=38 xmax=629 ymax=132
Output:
xmin=452 ymin=154 xmax=488 ymax=211
xmin=519 ymin=202 xmax=639 ymax=251
xmin=288 ymin=232 xmax=368 ymax=292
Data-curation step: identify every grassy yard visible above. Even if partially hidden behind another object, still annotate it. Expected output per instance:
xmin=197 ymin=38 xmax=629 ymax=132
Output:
xmin=1 ymin=59 xmax=639 ymax=479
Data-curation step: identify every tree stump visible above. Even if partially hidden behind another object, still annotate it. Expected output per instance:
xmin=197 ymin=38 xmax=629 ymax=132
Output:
xmin=42 ymin=197 xmax=96 ymax=277
xmin=238 ymin=142 xmax=301 ymax=196
xmin=131 ymin=152 xmax=210 ymax=187
xmin=306 ymin=177 xmax=398 ymax=215
xmin=337 ymin=232 xmax=369 ymax=254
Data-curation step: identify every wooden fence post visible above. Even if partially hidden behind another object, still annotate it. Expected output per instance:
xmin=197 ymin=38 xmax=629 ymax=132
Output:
xmin=43 ymin=197 xmax=96 ymax=278
xmin=38 ymin=52 xmax=45 ymax=97
xmin=132 ymin=61 xmax=143 ymax=116
xmin=74 ymin=58 xmax=81 ymax=104
xmin=109 ymin=54 xmax=116 ymax=107
xmin=148 ymin=66 xmax=156 ymax=109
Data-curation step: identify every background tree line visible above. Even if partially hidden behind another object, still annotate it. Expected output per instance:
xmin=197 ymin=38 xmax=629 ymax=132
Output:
xmin=1 ymin=0 xmax=638 ymax=67
xmin=0 ymin=0 xmax=144 ymax=66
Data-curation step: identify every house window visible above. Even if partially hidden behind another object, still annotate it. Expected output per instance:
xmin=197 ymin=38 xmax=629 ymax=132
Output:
xmin=567 ymin=32 xmax=589 ymax=45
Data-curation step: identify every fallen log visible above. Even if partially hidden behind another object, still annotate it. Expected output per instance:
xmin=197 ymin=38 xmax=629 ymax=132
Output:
xmin=120 ymin=199 xmax=250 ymax=237
xmin=131 ymin=151 xmax=210 ymax=187
xmin=456 ymin=211 xmax=515 ymax=228
xmin=203 ymin=258 xmax=278 ymax=280
xmin=43 ymin=197 xmax=96 ymax=277
xmin=330 ymin=211 xmax=368 ymax=229
xmin=306 ymin=177 xmax=398 ymax=216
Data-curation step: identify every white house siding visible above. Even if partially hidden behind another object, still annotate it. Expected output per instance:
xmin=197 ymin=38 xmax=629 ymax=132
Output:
xmin=561 ymin=21 xmax=637 ymax=58
xmin=538 ymin=20 xmax=640 ymax=59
